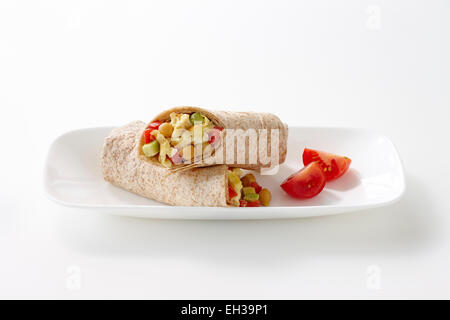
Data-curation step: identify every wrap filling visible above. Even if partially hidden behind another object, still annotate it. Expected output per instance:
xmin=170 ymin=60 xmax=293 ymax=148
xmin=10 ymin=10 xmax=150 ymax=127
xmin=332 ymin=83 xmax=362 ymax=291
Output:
xmin=141 ymin=112 xmax=223 ymax=168
xmin=226 ymin=168 xmax=272 ymax=207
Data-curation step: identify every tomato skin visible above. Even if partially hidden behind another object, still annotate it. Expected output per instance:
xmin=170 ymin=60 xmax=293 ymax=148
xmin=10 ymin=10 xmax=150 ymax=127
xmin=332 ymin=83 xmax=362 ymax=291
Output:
xmin=302 ymin=148 xmax=351 ymax=181
xmin=239 ymin=200 xmax=248 ymax=207
xmin=280 ymin=162 xmax=326 ymax=199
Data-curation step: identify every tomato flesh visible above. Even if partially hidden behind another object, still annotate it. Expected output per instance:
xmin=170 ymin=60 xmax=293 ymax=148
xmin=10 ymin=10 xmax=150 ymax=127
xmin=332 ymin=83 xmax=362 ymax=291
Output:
xmin=302 ymin=148 xmax=351 ymax=181
xmin=280 ymin=162 xmax=326 ymax=199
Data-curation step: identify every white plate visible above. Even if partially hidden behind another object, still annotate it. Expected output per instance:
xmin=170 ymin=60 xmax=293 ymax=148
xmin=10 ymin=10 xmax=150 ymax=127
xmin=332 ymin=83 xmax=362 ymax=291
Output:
xmin=44 ymin=126 xmax=405 ymax=220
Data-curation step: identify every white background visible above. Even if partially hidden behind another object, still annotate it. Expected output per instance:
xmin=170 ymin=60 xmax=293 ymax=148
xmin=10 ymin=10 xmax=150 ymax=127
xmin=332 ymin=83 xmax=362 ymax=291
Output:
xmin=1 ymin=0 xmax=450 ymax=299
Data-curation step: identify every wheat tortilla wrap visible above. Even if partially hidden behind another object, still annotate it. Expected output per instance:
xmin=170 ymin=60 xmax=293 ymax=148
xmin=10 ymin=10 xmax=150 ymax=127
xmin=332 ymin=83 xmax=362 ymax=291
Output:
xmin=102 ymin=121 xmax=230 ymax=206
xmin=139 ymin=106 xmax=288 ymax=172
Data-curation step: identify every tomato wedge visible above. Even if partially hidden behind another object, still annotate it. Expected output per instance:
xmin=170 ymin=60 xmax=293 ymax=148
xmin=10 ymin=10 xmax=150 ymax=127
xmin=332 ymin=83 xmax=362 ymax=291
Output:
xmin=280 ymin=162 xmax=326 ymax=199
xmin=302 ymin=148 xmax=351 ymax=181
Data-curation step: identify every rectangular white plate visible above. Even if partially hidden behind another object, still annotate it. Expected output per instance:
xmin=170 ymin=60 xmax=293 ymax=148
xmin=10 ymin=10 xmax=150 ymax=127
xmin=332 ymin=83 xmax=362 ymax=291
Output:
xmin=44 ymin=126 xmax=405 ymax=220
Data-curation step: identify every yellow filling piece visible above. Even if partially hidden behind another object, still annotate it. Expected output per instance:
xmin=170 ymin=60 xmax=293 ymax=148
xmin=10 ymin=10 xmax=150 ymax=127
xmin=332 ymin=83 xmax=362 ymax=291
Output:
xmin=227 ymin=169 xmax=243 ymax=206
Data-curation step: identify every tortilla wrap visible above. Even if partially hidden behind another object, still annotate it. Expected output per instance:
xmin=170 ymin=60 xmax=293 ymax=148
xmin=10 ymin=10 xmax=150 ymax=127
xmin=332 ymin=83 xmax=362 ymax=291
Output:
xmin=101 ymin=121 xmax=229 ymax=206
xmin=139 ymin=106 xmax=288 ymax=172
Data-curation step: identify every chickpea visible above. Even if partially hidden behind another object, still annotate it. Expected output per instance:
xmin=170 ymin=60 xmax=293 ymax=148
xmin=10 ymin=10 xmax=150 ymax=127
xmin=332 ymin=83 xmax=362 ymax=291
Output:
xmin=241 ymin=174 xmax=256 ymax=187
xmin=259 ymin=188 xmax=271 ymax=206
xmin=158 ymin=122 xmax=174 ymax=138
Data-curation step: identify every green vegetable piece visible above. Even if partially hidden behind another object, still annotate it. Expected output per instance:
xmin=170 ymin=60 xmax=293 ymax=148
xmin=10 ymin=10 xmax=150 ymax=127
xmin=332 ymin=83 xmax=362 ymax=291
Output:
xmin=244 ymin=193 xmax=259 ymax=201
xmin=190 ymin=112 xmax=204 ymax=124
xmin=243 ymin=187 xmax=256 ymax=195
xmin=142 ymin=141 xmax=160 ymax=157
xmin=228 ymin=171 xmax=242 ymax=191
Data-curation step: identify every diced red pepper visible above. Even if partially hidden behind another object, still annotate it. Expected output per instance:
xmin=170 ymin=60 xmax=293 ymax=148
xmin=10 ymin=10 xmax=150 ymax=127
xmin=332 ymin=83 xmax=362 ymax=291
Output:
xmin=228 ymin=186 xmax=238 ymax=199
xmin=246 ymin=200 xmax=260 ymax=207
xmin=143 ymin=128 xmax=156 ymax=144
xmin=143 ymin=121 xmax=164 ymax=143
xmin=208 ymin=127 xmax=222 ymax=146
xmin=250 ymin=181 xmax=262 ymax=193
xmin=147 ymin=121 xmax=162 ymax=129
xmin=239 ymin=200 xmax=248 ymax=207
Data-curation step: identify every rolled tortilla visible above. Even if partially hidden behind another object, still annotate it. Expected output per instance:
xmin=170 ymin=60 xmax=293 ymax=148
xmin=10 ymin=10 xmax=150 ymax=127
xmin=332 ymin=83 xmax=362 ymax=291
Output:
xmin=139 ymin=106 xmax=288 ymax=171
xmin=101 ymin=121 xmax=229 ymax=206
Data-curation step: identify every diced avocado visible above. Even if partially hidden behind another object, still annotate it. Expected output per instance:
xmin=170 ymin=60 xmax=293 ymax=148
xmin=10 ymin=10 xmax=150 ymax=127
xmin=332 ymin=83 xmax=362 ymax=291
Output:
xmin=142 ymin=141 xmax=160 ymax=157
xmin=244 ymin=193 xmax=259 ymax=202
xmin=243 ymin=187 xmax=256 ymax=195
xmin=190 ymin=112 xmax=204 ymax=124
